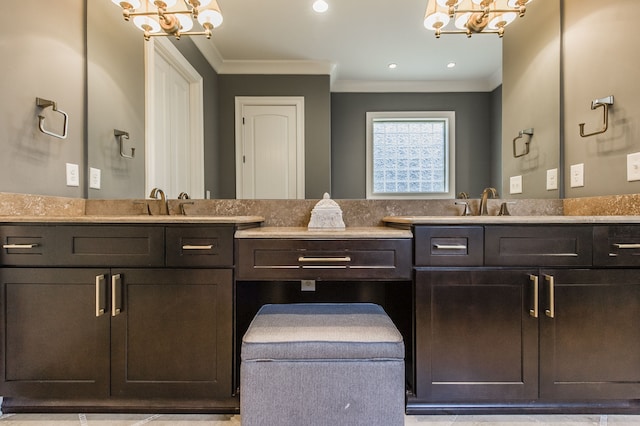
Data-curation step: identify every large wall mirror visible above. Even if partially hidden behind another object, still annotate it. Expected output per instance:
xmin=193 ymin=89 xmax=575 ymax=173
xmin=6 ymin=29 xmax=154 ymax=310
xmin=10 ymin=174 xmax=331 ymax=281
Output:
xmin=86 ymin=0 xmax=561 ymax=200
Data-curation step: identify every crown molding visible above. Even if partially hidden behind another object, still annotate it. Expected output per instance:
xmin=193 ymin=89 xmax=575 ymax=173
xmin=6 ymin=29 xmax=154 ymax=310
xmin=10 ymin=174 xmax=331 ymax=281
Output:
xmin=330 ymin=78 xmax=499 ymax=93
xmin=190 ymin=37 xmax=224 ymax=71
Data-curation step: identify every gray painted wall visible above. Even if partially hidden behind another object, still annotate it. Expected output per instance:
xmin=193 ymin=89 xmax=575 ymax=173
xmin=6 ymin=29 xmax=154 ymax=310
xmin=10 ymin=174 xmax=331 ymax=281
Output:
xmin=563 ymin=0 xmax=640 ymax=198
xmin=330 ymin=92 xmax=494 ymax=199
xmin=217 ymin=75 xmax=331 ymax=199
xmin=1 ymin=0 xmax=85 ymax=197
xmin=87 ymin=0 xmax=145 ymax=199
xmin=502 ymin=0 xmax=561 ymax=199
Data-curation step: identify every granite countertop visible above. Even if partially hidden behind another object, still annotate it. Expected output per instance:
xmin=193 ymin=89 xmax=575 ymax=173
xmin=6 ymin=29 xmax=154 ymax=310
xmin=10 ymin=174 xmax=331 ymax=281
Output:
xmin=383 ymin=215 xmax=640 ymax=225
xmin=0 ymin=215 xmax=265 ymax=225
xmin=234 ymin=226 xmax=413 ymax=239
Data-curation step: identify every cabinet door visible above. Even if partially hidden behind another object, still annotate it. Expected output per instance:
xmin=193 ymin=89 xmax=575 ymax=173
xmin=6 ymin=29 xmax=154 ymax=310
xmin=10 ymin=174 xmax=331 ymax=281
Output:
xmin=0 ymin=268 xmax=110 ymax=398
xmin=415 ymin=269 xmax=539 ymax=402
xmin=540 ymin=269 xmax=640 ymax=399
xmin=110 ymin=269 xmax=233 ymax=399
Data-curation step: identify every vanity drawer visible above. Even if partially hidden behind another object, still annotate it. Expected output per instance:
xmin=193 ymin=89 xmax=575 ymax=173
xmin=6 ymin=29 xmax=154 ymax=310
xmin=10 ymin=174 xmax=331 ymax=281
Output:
xmin=594 ymin=225 xmax=640 ymax=266
xmin=236 ymin=238 xmax=412 ymax=280
xmin=166 ymin=226 xmax=233 ymax=267
xmin=0 ymin=226 xmax=59 ymax=266
xmin=485 ymin=225 xmax=592 ymax=267
xmin=414 ymin=226 xmax=483 ymax=266
xmin=56 ymin=225 xmax=165 ymax=267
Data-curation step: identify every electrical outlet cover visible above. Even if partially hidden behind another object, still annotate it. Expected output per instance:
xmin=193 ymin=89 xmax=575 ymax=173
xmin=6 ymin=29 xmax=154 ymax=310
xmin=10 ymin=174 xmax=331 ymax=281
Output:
xmin=89 ymin=167 xmax=101 ymax=190
xmin=510 ymin=175 xmax=523 ymax=194
xmin=66 ymin=163 xmax=79 ymax=187
xmin=627 ymin=152 xmax=640 ymax=182
xmin=546 ymin=168 xmax=558 ymax=190
xmin=570 ymin=163 xmax=584 ymax=188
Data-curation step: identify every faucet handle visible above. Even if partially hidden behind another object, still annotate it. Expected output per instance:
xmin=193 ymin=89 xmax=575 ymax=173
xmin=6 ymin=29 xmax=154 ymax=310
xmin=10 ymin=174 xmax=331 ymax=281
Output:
xmin=455 ymin=201 xmax=472 ymax=216
xmin=498 ymin=201 xmax=516 ymax=216
xmin=179 ymin=201 xmax=195 ymax=216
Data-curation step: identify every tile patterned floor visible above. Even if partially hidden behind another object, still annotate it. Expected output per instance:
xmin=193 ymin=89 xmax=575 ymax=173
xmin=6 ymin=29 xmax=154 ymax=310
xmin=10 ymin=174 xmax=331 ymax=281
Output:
xmin=1 ymin=414 xmax=640 ymax=425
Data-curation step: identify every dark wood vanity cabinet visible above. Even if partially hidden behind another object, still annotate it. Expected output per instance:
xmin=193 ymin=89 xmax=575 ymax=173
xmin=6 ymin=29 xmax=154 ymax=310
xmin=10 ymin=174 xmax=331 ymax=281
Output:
xmin=411 ymin=224 xmax=640 ymax=413
xmin=0 ymin=267 xmax=111 ymax=399
xmin=0 ymin=224 xmax=236 ymax=409
xmin=236 ymin=238 xmax=412 ymax=281
xmin=109 ymin=268 xmax=232 ymax=399
xmin=538 ymin=268 xmax=640 ymax=400
xmin=415 ymin=268 xmax=539 ymax=403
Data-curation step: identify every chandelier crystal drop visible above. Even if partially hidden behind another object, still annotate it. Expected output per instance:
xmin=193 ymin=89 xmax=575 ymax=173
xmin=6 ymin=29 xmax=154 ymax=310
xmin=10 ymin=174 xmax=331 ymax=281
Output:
xmin=110 ymin=0 xmax=224 ymax=40
xmin=424 ymin=0 xmax=532 ymax=38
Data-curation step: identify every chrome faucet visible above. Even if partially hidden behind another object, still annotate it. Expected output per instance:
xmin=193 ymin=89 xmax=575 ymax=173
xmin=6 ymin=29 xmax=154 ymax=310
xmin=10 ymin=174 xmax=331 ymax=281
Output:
xmin=149 ymin=188 xmax=168 ymax=215
xmin=478 ymin=187 xmax=498 ymax=216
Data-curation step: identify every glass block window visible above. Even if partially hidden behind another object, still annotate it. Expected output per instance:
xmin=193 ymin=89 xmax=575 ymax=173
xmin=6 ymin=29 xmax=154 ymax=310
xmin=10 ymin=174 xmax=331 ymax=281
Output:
xmin=366 ymin=111 xmax=455 ymax=199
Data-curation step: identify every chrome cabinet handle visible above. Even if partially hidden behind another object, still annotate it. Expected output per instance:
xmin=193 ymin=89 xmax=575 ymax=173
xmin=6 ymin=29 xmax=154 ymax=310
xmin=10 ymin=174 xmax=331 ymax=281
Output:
xmin=613 ymin=243 xmax=640 ymax=249
xmin=182 ymin=244 xmax=214 ymax=250
xmin=529 ymin=274 xmax=539 ymax=318
xmin=95 ymin=275 xmax=107 ymax=317
xmin=2 ymin=243 xmax=39 ymax=249
xmin=544 ymin=274 xmax=555 ymax=318
xmin=111 ymin=274 xmax=122 ymax=317
xmin=298 ymin=256 xmax=351 ymax=263
xmin=433 ymin=244 xmax=467 ymax=250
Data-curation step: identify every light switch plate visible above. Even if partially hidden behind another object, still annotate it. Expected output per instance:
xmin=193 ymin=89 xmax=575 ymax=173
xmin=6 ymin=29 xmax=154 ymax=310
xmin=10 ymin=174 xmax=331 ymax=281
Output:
xmin=510 ymin=175 xmax=523 ymax=194
xmin=627 ymin=152 xmax=640 ymax=182
xmin=546 ymin=168 xmax=558 ymax=190
xmin=66 ymin=163 xmax=79 ymax=187
xmin=570 ymin=163 xmax=584 ymax=188
xmin=89 ymin=167 xmax=101 ymax=190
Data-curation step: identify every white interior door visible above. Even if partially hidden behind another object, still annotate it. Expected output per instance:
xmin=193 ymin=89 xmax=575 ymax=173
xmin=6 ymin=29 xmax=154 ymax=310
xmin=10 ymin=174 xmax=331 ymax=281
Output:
xmin=145 ymin=38 xmax=204 ymax=199
xmin=235 ymin=97 xmax=305 ymax=199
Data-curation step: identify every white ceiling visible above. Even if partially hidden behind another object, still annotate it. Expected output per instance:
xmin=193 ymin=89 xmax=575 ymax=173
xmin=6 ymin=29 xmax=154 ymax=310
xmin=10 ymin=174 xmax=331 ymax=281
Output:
xmin=191 ymin=0 xmax=504 ymax=92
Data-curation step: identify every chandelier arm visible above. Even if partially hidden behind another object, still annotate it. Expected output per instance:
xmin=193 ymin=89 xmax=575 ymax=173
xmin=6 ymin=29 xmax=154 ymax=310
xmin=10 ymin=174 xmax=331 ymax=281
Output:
xmin=144 ymin=30 xmax=212 ymax=38
xmin=451 ymin=8 xmax=524 ymax=14
xmin=433 ymin=30 xmax=503 ymax=35
xmin=126 ymin=9 xmax=195 ymax=18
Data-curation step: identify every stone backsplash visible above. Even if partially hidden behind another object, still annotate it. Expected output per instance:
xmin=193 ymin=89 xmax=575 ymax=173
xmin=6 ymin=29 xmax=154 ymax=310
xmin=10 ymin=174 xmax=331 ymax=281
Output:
xmin=3 ymin=192 xmax=640 ymax=227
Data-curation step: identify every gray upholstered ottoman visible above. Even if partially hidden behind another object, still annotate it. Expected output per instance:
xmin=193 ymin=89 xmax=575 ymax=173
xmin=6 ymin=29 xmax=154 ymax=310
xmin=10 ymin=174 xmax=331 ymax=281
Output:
xmin=240 ymin=303 xmax=405 ymax=426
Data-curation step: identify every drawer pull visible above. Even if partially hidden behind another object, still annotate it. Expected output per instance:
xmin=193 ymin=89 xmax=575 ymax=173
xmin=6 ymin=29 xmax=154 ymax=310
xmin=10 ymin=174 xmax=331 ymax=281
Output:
xmin=95 ymin=275 xmax=107 ymax=317
xmin=298 ymin=256 xmax=351 ymax=263
xmin=544 ymin=274 xmax=555 ymax=319
xmin=182 ymin=244 xmax=214 ymax=250
xmin=111 ymin=274 xmax=122 ymax=317
xmin=433 ymin=244 xmax=467 ymax=250
xmin=2 ymin=243 xmax=39 ymax=249
xmin=529 ymin=274 xmax=539 ymax=318
xmin=613 ymin=243 xmax=640 ymax=249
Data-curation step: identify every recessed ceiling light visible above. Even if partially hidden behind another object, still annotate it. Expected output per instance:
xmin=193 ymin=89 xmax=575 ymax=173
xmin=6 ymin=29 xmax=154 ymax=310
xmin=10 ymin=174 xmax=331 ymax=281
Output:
xmin=447 ymin=62 xmax=456 ymax=68
xmin=313 ymin=0 xmax=328 ymax=13
xmin=388 ymin=63 xmax=397 ymax=69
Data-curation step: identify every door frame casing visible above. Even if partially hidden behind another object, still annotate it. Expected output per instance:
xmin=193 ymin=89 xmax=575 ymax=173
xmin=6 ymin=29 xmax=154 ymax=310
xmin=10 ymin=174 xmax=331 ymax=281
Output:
xmin=234 ymin=97 xmax=305 ymax=199
xmin=144 ymin=38 xmax=205 ymax=198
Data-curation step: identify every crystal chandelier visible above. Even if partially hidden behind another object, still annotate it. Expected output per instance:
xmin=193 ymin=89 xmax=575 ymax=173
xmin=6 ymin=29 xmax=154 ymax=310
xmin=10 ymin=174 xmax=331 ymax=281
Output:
xmin=110 ymin=0 xmax=223 ymax=41
xmin=423 ymin=0 xmax=533 ymax=38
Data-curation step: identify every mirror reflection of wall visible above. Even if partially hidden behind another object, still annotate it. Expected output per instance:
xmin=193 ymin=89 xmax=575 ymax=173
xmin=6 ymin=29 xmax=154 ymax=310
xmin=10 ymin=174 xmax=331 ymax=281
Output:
xmin=13 ymin=1 xmax=626 ymax=201
xmin=1 ymin=0 xmax=84 ymax=198
xmin=562 ymin=0 xmax=640 ymax=198
xmin=502 ymin=0 xmax=561 ymax=199
xmin=87 ymin=0 xmax=145 ymax=199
